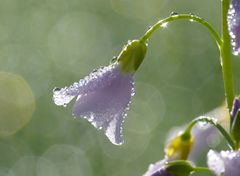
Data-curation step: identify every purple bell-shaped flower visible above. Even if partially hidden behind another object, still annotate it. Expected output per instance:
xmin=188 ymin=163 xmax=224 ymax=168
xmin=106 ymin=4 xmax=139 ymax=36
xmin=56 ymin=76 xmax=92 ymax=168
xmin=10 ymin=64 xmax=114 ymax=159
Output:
xmin=53 ymin=40 xmax=147 ymax=145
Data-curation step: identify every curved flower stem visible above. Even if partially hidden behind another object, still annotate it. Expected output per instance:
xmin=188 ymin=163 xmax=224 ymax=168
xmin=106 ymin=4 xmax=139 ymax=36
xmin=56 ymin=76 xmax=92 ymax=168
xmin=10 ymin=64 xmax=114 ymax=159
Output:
xmin=141 ymin=13 xmax=222 ymax=49
xmin=221 ymin=0 xmax=235 ymax=111
xmin=184 ymin=116 xmax=236 ymax=150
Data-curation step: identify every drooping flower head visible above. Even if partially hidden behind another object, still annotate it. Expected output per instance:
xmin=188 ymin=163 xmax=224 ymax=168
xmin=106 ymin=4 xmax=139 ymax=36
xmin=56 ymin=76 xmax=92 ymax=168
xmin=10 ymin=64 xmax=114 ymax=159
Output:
xmin=228 ymin=0 xmax=240 ymax=55
xmin=207 ymin=150 xmax=240 ymax=176
xmin=53 ymin=40 xmax=147 ymax=145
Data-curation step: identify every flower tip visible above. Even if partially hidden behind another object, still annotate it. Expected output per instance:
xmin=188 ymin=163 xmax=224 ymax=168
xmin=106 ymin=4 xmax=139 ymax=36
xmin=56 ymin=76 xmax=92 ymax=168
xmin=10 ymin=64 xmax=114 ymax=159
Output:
xmin=52 ymin=87 xmax=75 ymax=107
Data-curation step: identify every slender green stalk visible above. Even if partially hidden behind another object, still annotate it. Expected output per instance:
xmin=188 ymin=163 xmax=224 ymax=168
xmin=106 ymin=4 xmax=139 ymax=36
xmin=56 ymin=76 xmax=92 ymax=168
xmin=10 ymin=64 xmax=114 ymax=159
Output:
xmin=194 ymin=167 xmax=213 ymax=173
xmin=221 ymin=0 xmax=235 ymax=110
xmin=141 ymin=14 xmax=222 ymax=49
xmin=184 ymin=116 xmax=236 ymax=150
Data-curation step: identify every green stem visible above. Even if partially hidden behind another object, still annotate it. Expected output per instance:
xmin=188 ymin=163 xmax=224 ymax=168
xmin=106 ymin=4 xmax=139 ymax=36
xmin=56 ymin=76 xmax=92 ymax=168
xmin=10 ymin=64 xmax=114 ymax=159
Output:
xmin=221 ymin=0 xmax=235 ymax=111
xmin=194 ymin=167 xmax=213 ymax=173
xmin=141 ymin=14 xmax=222 ymax=49
xmin=184 ymin=116 xmax=236 ymax=150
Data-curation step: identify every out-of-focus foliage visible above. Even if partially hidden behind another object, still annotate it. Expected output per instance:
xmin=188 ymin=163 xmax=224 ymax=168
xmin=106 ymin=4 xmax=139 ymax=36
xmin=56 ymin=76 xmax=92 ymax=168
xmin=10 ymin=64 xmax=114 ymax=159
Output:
xmin=0 ymin=0 xmax=239 ymax=176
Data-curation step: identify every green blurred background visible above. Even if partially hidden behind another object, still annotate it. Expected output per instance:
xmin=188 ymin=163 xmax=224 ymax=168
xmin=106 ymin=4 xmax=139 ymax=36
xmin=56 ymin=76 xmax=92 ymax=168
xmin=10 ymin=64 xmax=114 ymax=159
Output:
xmin=0 ymin=0 xmax=240 ymax=175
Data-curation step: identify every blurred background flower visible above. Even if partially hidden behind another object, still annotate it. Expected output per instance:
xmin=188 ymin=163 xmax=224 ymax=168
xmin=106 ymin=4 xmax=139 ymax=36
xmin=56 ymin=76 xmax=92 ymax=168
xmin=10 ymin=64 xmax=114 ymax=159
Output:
xmin=0 ymin=0 xmax=240 ymax=176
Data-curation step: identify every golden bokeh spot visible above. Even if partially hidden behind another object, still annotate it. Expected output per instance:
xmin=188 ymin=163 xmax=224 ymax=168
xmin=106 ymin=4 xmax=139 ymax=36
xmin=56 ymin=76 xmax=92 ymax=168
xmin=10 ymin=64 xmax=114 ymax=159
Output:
xmin=0 ymin=72 xmax=35 ymax=136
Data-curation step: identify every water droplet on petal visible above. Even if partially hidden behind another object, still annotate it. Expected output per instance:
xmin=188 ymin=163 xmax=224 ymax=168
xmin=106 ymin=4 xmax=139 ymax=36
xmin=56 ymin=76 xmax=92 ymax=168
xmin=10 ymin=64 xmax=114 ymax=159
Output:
xmin=228 ymin=1 xmax=240 ymax=55
xmin=198 ymin=120 xmax=208 ymax=127
xmin=53 ymin=87 xmax=61 ymax=92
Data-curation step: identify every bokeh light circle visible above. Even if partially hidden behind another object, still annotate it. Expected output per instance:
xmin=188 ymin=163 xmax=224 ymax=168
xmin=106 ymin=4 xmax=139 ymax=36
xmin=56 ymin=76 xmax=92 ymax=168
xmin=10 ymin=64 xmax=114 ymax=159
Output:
xmin=126 ymin=82 xmax=166 ymax=134
xmin=42 ymin=144 xmax=93 ymax=176
xmin=110 ymin=0 xmax=168 ymax=20
xmin=0 ymin=72 xmax=35 ymax=136
xmin=48 ymin=11 xmax=112 ymax=76
xmin=99 ymin=130 xmax=150 ymax=163
xmin=0 ymin=44 xmax=52 ymax=98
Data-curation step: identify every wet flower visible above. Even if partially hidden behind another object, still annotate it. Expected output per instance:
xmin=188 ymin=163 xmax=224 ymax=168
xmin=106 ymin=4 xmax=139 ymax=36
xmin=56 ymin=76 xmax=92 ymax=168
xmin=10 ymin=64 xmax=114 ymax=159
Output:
xmin=166 ymin=105 xmax=228 ymax=161
xmin=228 ymin=0 xmax=240 ymax=55
xmin=53 ymin=40 xmax=147 ymax=145
xmin=207 ymin=150 xmax=240 ymax=176
xmin=144 ymin=131 xmax=194 ymax=176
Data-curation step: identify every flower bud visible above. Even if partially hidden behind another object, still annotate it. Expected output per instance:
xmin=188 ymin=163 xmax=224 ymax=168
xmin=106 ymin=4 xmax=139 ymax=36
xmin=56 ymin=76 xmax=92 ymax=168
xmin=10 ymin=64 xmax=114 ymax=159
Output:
xmin=165 ymin=131 xmax=194 ymax=160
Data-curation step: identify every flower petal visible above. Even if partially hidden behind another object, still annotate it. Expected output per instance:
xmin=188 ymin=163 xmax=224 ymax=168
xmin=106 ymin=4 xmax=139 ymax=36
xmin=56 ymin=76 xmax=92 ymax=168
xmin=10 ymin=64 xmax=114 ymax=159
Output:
xmin=207 ymin=150 xmax=225 ymax=176
xmin=72 ymin=66 xmax=134 ymax=145
xmin=228 ymin=0 xmax=240 ymax=55
xmin=53 ymin=63 xmax=134 ymax=145
xmin=207 ymin=150 xmax=240 ymax=176
xmin=231 ymin=98 xmax=240 ymax=118
xmin=53 ymin=63 xmax=120 ymax=106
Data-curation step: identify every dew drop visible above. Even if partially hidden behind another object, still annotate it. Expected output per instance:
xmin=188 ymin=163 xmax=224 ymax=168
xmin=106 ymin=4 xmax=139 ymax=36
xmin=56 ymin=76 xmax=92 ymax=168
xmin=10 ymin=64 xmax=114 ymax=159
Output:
xmin=148 ymin=26 xmax=152 ymax=29
xmin=220 ymin=57 xmax=223 ymax=66
xmin=170 ymin=12 xmax=178 ymax=16
xmin=53 ymin=87 xmax=75 ymax=107
xmin=198 ymin=120 xmax=208 ymax=127
xmin=111 ymin=56 xmax=118 ymax=63
xmin=161 ymin=22 xmax=168 ymax=28
xmin=92 ymin=69 xmax=98 ymax=73
xmin=189 ymin=13 xmax=194 ymax=16
xmin=53 ymin=87 xmax=61 ymax=92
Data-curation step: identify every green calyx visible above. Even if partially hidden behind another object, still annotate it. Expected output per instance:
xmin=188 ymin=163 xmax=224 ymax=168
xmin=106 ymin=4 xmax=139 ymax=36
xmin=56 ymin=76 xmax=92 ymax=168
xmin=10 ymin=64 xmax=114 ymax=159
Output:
xmin=166 ymin=160 xmax=212 ymax=176
xmin=166 ymin=160 xmax=194 ymax=176
xmin=117 ymin=40 xmax=147 ymax=73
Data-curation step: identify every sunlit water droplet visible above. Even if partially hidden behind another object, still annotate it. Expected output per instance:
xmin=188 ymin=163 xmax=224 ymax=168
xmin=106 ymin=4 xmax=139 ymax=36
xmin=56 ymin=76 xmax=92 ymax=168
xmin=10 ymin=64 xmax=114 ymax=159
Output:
xmin=170 ymin=12 xmax=178 ymax=16
xmin=111 ymin=56 xmax=118 ymax=63
xmin=161 ymin=22 xmax=168 ymax=28
xmin=198 ymin=120 xmax=208 ymax=127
